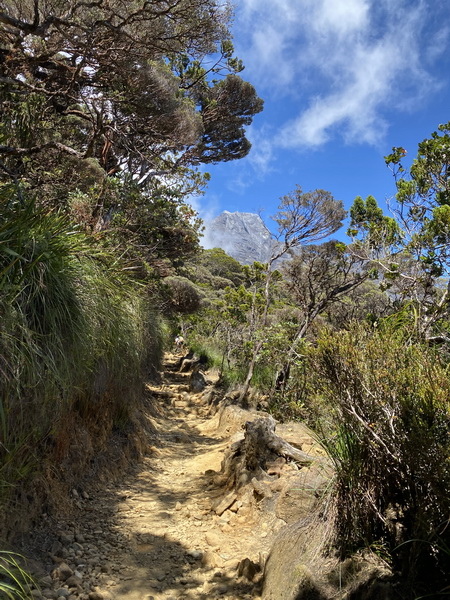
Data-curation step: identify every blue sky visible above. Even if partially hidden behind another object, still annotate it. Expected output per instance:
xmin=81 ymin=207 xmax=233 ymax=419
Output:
xmin=197 ymin=0 xmax=450 ymax=241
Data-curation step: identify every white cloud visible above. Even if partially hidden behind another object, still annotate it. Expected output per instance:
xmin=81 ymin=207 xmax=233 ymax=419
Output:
xmin=235 ymin=0 xmax=446 ymax=150
xmin=308 ymin=0 xmax=370 ymax=37
xmin=246 ymin=124 xmax=276 ymax=175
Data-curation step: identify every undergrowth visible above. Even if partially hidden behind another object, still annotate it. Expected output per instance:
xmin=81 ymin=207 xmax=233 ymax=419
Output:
xmin=0 ymin=187 xmax=163 ymax=532
xmin=303 ymin=322 xmax=450 ymax=596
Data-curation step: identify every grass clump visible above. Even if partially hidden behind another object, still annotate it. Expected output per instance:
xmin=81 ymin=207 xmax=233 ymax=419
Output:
xmin=0 ymin=189 xmax=163 ymax=530
xmin=0 ymin=551 xmax=37 ymax=600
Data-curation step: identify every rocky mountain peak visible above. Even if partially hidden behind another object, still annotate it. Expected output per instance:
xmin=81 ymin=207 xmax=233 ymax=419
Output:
xmin=203 ymin=211 xmax=275 ymax=264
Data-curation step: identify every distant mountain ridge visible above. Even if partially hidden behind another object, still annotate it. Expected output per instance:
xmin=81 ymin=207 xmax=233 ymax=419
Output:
xmin=202 ymin=211 xmax=275 ymax=265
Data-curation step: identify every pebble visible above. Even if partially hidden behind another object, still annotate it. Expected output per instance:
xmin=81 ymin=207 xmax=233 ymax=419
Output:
xmin=186 ymin=549 xmax=203 ymax=560
xmin=205 ymin=531 xmax=222 ymax=548
xmin=56 ymin=563 xmax=74 ymax=581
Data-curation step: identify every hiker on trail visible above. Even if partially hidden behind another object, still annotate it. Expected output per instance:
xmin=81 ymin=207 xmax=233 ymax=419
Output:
xmin=174 ymin=335 xmax=184 ymax=350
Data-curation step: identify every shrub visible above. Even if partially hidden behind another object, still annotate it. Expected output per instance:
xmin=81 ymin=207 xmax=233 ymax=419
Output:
xmin=0 ymin=190 xmax=163 ymax=527
xmin=164 ymin=276 xmax=204 ymax=314
xmin=306 ymin=323 xmax=450 ymax=594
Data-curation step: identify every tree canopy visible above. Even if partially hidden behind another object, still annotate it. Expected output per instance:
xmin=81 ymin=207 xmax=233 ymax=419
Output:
xmin=0 ymin=0 xmax=263 ymax=194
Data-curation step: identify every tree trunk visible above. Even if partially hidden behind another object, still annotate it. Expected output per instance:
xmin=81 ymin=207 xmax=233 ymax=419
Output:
xmin=220 ymin=415 xmax=319 ymax=490
xmin=238 ymin=339 xmax=264 ymax=405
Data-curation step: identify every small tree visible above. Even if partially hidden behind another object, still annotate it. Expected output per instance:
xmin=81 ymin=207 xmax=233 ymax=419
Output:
xmin=238 ymin=187 xmax=345 ymax=402
xmin=348 ymin=125 xmax=450 ymax=344
xmin=275 ymin=241 xmax=368 ymax=393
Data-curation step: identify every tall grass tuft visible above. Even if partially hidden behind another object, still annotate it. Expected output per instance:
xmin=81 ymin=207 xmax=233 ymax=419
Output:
xmin=0 ymin=187 xmax=163 ymax=532
xmin=0 ymin=550 xmax=37 ymax=599
xmin=305 ymin=323 xmax=450 ymax=594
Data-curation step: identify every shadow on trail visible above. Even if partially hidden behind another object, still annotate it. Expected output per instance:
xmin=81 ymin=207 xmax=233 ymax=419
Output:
xmin=111 ymin=531 xmax=256 ymax=599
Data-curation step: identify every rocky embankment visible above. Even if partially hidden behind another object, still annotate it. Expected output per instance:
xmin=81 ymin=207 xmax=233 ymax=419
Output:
xmin=15 ymin=353 xmax=354 ymax=600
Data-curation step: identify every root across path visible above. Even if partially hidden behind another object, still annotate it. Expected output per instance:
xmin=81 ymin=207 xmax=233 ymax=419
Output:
xmin=22 ymin=353 xmax=330 ymax=600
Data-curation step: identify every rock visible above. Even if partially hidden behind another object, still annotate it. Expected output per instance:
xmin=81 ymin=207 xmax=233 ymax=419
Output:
xmin=54 ymin=563 xmax=74 ymax=581
xmin=205 ymin=531 xmax=223 ymax=548
xmin=229 ymin=500 xmax=243 ymax=513
xmin=72 ymin=542 xmax=84 ymax=553
xmin=179 ymin=358 xmax=196 ymax=373
xmin=202 ymin=551 xmax=224 ymax=568
xmin=275 ymin=465 xmax=330 ymax=524
xmin=40 ymin=576 xmax=54 ymax=588
xmin=65 ymin=574 xmax=83 ymax=587
xmin=56 ymin=589 xmax=70 ymax=598
xmin=237 ymin=558 xmax=261 ymax=582
xmin=190 ymin=369 xmax=207 ymax=393
xmin=51 ymin=541 xmax=64 ymax=557
xmin=212 ymin=491 xmax=237 ymax=516
xmin=59 ymin=533 xmax=74 ymax=545
xmin=223 ymin=558 xmax=240 ymax=571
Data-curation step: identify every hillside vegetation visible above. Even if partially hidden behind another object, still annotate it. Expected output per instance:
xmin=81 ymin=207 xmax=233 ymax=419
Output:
xmin=1 ymin=2 xmax=450 ymax=599
xmin=0 ymin=0 xmax=262 ymax=545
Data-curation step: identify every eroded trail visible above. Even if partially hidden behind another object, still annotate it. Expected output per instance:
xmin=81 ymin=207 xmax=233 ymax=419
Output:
xmin=104 ymin=353 xmax=265 ymax=600
xmin=27 ymin=352 xmax=329 ymax=600
xmin=33 ymin=353 xmax=277 ymax=600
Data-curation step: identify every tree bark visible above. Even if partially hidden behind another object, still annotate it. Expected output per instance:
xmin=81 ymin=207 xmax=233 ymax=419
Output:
xmin=220 ymin=416 xmax=319 ymax=490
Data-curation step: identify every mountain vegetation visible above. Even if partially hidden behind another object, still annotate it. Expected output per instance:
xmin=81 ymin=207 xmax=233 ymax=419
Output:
xmin=180 ymin=130 xmax=450 ymax=598
xmin=1 ymin=1 xmax=450 ymax=597
xmin=0 ymin=0 xmax=262 ymax=552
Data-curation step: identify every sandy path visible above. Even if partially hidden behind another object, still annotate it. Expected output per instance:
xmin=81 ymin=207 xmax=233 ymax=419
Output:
xmin=77 ymin=353 xmax=266 ymax=600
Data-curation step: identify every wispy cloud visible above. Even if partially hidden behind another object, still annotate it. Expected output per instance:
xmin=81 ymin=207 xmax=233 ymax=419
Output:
xmin=246 ymin=124 xmax=276 ymax=175
xmin=235 ymin=0 xmax=448 ymax=150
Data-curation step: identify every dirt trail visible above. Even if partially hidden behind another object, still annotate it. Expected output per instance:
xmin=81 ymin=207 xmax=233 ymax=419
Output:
xmin=29 ymin=352 xmax=285 ymax=600
xmin=24 ymin=352 xmax=327 ymax=600
xmin=103 ymin=352 xmax=266 ymax=600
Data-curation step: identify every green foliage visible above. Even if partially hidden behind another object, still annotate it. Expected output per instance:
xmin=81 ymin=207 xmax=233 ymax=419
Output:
xmin=383 ymin=122 xmax=450 ymax=277
xmin=193 ymin=248 xmax=244 ymax=286
xmin=0 ymin=190 xmax=163 ymax=515
xmin=347 ymin=195 xmax=401 ymax=248
xmin=305 ymin=323 xmax=450 ymax=593
xmin=0 ymin=551 xmax=36 ymax=600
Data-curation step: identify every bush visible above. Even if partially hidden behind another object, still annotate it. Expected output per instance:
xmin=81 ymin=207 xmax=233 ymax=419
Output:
xmin=305 ymin=323 xmax=450 ymax=594
xmin=0 ymin=190 xmax=163 ymax=527
xmin=164 ymin=276 xmax=204 ymax=314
